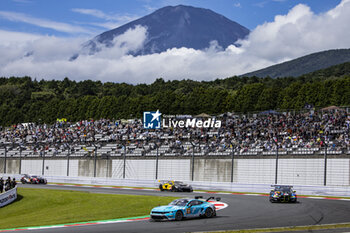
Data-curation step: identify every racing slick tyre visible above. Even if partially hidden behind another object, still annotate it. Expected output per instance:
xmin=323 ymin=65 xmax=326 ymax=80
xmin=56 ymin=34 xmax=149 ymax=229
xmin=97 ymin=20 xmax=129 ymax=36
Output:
xmin=159 ymin=185 xmax=164 ymax=191
xmin=21 ymin=180 xmax=25 ymax=184
xmin=175 ymin=210 xmax=183 ymax=221
xmin=171 ymin=186 xmax=176 ymax=192
xmin=205 ymin=207 xmax=214 ymax=218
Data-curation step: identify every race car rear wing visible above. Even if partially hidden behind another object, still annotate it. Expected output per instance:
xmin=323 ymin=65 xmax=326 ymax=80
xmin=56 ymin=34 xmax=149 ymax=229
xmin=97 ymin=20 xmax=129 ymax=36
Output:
xmin=271 ymin=185 xmax=293 ymax=188
xmin=195 ymin=196 xmax=221 ymax=202
xmin=206 ymin=196 xmax=221 ymax=202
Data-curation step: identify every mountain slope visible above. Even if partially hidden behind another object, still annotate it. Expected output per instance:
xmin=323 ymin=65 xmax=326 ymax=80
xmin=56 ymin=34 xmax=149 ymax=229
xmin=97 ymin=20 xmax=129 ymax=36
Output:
xmin=85 ymin=5 xmax=250 ymax=55
xmin=301 ymin=61 xmax=350 ymax=79
xmin=242 ymin=49 xmax=350 ymax=78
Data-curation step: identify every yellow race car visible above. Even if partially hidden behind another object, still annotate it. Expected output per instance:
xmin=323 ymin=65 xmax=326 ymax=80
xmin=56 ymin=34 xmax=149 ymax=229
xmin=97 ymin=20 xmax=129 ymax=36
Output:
xmin=158 ymin=180 xmax=193 ymax=192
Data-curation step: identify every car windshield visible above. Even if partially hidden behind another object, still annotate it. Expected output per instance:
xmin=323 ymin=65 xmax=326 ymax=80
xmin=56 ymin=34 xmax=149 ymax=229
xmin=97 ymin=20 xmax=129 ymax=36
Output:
xmin=169 ymin=199 xmax=189 ymax=206
xmin=174 ymin=181 xmax=184 ymax=185
xmin=275 ymin=187 xmax=292 ymax=192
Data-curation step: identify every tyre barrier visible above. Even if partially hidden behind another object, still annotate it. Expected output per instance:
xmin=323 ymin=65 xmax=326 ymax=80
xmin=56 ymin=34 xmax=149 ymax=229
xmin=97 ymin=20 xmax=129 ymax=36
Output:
xmin=0 ymin=186 xmax=17 ymax=208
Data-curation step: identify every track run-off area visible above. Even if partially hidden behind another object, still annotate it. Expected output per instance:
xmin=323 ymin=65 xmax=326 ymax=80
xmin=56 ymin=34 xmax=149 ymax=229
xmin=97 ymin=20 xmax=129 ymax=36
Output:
xmin=2 ymin=183 xmax=350 ymax=233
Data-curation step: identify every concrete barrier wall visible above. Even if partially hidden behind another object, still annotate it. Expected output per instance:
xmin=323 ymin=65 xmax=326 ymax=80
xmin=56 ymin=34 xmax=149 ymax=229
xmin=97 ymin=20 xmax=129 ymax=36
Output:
xmin=236 ymin=159 xmax=275 ymax=184
xmin=158 ymin=159 xmax=191 ymax=181
xmin=1 ymin=157 xmax=349 ymax=186
xmin=22 ymin=159 xmax=42 ymax=175
xmin=194 ymin=158 xmax=350 ymax=186
xmin=327 ymin=159 xmax=350 ymax=186
xmin=126 ymin=160 xmax=155 ymax=180
xmin=111 ymin=160 xmax=123 ymax=179
xmin=44 ymin=160 xmax=67 ymax=176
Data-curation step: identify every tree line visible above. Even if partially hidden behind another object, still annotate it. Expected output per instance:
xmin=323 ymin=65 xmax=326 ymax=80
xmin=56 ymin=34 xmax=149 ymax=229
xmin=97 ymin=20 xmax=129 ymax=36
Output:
xmin=0 ymin=62 xmax=349 ymax=126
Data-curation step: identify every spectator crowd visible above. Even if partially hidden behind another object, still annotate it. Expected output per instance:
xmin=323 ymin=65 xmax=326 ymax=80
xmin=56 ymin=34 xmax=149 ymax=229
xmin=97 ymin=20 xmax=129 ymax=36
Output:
xmin=0 ymin=177 xmax=17 ymax=193
xmin=0 ymin=108 xmax=349 ymax=155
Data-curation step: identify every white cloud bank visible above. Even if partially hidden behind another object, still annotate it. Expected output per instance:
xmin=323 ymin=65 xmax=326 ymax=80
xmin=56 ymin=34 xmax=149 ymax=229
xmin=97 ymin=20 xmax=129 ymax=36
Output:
xmin=1 ymin=0 xmax=350 ymax=83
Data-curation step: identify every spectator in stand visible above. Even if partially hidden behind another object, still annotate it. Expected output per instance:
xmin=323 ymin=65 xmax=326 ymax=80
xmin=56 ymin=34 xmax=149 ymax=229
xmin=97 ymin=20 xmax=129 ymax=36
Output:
xmin=5 ymin=177 xmax=11 ymax=191
xmin=0 ymin=178 xmax=4 ymax=193
xmin=0 ymin=109 xmax=349 ymax=155
xmin=11 ymin=178 xmax=17 ymax=189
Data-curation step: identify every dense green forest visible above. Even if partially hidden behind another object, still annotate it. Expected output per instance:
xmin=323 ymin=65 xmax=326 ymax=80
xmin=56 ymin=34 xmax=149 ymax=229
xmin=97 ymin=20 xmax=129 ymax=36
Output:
xmin=0 ymin=62 xmax=350 ymax=126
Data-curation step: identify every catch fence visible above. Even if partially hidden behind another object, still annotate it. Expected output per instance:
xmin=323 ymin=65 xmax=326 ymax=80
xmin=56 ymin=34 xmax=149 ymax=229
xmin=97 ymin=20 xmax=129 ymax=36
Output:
xmin=0 ymin=142 xmax=349 ymax=186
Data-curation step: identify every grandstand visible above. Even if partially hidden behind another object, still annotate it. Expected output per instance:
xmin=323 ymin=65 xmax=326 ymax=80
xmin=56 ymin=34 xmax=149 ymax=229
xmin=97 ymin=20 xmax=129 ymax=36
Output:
xmin=0 ymin=108 xmax=349 ymax=158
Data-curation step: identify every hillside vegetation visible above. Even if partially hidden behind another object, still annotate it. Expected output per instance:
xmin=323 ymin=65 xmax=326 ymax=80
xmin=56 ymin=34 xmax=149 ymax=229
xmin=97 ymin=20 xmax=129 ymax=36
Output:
xmin=242 ymin=49 xmax=350 ymax=78
xmin=0 ymin=62 xmax=350 ymax=126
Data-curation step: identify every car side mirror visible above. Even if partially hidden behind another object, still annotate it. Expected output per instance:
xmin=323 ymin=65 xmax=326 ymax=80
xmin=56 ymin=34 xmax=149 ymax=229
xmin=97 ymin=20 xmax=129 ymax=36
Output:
xmin=216 ymin=197 xmax=221 ymax=201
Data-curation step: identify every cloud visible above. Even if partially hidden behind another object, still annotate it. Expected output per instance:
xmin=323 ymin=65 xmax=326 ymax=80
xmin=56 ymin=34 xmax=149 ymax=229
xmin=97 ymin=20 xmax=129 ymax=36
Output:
xmin=233 ymin=2 xmax=241 ymax=8
xmin=254 ymin=0 xmax=288 ymax=8
xmin=72 ymin=8 xmax=113 ymax=20
xmin=0 ymin=11 xmax=92 ymax=34
xmin=0 ymin=29 xmax=41 ymax=45
xmin=72 ymin=8 xmax=136 ymax=22
xmin=239 ymin=1 xmax=350 ymax=62
xmin=0 ymin=0 xmax=350 ymax=83
xmin=12 ymin=0 xmax=32 ymax=3
xmin=72 ymin=8 xmax=138 ymax=29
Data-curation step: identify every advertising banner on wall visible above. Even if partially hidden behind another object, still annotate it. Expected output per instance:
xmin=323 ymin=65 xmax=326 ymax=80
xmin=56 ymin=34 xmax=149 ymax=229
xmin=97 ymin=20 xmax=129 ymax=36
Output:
xmin=0 ymin=186 xmax=17 ymax=208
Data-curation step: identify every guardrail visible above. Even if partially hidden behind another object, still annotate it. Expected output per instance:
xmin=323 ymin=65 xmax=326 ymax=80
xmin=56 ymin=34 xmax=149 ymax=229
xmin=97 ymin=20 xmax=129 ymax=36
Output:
xmin=0 ymin=186 xmax=17 ymax=208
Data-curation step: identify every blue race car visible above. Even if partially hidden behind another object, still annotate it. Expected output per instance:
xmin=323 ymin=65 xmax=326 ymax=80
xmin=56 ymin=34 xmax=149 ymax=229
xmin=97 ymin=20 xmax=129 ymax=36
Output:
xmin=269 ymin=185 xmax=297 ymax=203
xmin=150 ymin=196 xmax=220 ymax=221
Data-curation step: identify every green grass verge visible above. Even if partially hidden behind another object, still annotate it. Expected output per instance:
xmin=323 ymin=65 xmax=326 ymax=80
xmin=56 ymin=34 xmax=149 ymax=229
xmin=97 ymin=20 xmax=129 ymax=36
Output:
xmin=0 ymin=188 xmax=175 ymax=229
xmin=48 ymin=183 xmax=350 ymax=199
xmin=50 ymin=182 xmax=158 ymax=189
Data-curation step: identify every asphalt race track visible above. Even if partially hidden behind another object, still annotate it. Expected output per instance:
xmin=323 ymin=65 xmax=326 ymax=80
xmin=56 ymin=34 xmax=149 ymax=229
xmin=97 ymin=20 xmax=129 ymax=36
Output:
xmin=16 ymin=184 xmax=350 ymax=233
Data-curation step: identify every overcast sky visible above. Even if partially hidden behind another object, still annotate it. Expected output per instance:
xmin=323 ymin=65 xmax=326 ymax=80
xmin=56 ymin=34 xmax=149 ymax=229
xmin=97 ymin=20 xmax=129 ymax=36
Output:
xmin=0 ymin=0 xmax=349 ymax=83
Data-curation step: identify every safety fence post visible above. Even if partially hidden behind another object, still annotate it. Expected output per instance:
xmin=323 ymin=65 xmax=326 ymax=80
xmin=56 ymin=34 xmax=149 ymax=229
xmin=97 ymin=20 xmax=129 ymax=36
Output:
xmin=93 ymin=145 xmax=97 ymax=177
xmin=275 ymin=145 xmax=279 ymax=184
xmin=191 ymin=144 xmax=195 ymax=181
xmin=67 ymin=147 xmax=70 ymax=177
xmin=324 ymin=143 xmax=328 ymax=186
xmin=123 ymin=144 xmax=126 ymax=179
xmin=42 ymin=147 xmax=45 ymax=176
xmin=231 ymin=144 xmax=234 ymax=183
xmin=4 ymin=146 xmax=7 ymax=174
xmin=155 ymin=146 xmax=159 ymax=180
xmin=19 ymin=147 xmax=22 ymax=174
